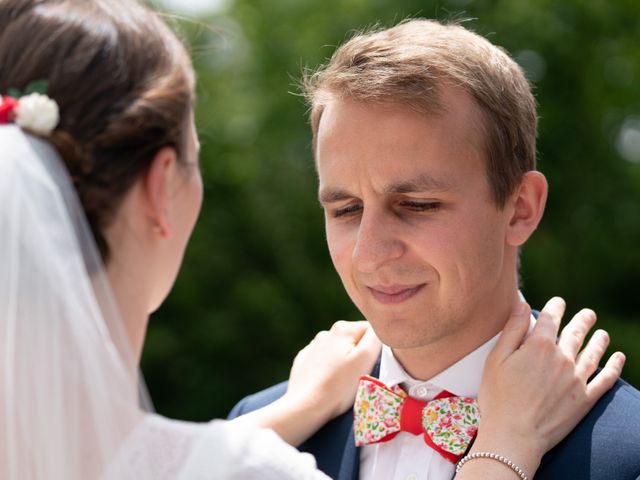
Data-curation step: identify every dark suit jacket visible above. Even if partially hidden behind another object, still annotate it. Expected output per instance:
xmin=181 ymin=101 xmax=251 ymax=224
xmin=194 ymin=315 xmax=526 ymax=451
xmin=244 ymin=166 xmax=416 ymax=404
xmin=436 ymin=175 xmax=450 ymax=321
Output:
xmin=229 ymin=365 xmax=640 ymax=480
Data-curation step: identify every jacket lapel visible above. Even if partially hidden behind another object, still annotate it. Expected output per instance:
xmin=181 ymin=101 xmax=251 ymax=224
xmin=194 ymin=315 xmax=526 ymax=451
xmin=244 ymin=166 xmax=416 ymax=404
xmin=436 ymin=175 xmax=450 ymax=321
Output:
xmin=337 ymin=424 xmax=359 ymax=480
xmin=337 ymin=359 xmax=382 ymax=480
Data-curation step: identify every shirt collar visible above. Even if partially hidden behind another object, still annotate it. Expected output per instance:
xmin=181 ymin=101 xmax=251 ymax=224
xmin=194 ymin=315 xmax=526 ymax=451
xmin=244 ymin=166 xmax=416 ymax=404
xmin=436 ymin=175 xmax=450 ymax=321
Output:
xmin=378 ymin=333 xmax=500 ymax=398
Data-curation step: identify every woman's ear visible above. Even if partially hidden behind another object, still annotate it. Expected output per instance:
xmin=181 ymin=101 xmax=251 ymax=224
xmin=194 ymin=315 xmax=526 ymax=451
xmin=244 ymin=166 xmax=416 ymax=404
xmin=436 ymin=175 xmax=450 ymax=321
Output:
xmin=505 ymin=171 xmax=548 ymax=247
xmin=141 ymin=146 xmax=178 ymax=238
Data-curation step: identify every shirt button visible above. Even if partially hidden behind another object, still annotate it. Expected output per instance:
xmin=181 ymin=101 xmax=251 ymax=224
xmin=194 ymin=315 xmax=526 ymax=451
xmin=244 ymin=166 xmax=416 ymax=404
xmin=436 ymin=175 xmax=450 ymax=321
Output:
xmin=414 ymin=386 xmax=428 ymax=398
xmin=406 ymin=474 xmax=418 ymax=480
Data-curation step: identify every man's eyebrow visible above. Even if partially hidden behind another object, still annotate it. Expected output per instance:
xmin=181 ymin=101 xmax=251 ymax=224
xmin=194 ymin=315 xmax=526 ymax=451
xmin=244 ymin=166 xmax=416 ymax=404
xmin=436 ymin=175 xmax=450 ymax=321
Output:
xmin=385 ymin=174 xmax=453 ymax=194
xmin=318 ymin=175 xmax=452 ymax=203
xmin=318 ymin=188 xmax=352 ymax=204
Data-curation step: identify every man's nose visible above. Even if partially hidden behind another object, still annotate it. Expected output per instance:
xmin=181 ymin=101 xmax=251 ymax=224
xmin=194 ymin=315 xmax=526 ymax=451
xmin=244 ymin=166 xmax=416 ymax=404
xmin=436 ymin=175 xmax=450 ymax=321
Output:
xmin=352 ymin=208 xmax=404 ymax=274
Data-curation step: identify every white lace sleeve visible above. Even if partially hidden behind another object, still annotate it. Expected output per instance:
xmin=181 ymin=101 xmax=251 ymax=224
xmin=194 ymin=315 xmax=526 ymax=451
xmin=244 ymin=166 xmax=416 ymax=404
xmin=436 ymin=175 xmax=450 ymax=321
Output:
xmin=105 ymin=414 xmax=330 ymax=480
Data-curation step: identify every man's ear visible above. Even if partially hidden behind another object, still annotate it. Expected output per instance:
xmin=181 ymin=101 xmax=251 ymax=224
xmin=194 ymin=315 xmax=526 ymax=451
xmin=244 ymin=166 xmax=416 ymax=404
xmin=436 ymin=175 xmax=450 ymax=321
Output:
xmin=141 ymin=146 xmax=178 ymax=239
xmin=505 ymin=171 xmax=548 ymax=247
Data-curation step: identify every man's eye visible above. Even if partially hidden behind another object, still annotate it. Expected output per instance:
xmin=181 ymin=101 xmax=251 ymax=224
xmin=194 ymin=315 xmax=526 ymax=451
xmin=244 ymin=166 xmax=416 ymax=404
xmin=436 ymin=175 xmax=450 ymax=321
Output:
xmin=333 ymin=204 xmax=362 ymax=218
xmin=401 ymin=201 xmax=441 ymax=212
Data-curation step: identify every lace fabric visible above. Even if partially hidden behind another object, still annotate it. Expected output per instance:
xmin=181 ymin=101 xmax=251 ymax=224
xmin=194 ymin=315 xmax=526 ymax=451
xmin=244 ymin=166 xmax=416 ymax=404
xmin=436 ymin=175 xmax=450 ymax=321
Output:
xmin=107 ymin=415 xmax=329 ymax=479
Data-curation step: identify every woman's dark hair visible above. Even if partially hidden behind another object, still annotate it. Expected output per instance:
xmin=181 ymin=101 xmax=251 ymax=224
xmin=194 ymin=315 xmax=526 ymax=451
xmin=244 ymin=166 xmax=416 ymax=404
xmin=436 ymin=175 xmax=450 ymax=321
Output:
xmin=0 ymin=0 xmax=195 ymax=261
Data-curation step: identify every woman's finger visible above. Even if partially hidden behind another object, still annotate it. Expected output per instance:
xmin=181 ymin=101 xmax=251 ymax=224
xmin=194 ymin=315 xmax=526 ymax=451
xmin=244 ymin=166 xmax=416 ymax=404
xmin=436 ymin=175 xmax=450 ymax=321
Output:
xmin=575 ymin=329 xmax=610 ymax=381
xmin=313 ymin=330 xmax=330 ymax=342
xmin=557 ymin=308 xmax=597 ymax=359
xmin=347 ymin=320 xmax=371 ymax=343
xmin=586 ymin=351 xmax=625 ymax=403
xmin=329 ymin=319 xmax=367 ymax=337
xmin=349 ymin=326 xmax=382 ymax=370
xmin=489 ymin=300 xmax=531 ymax=363
xmin=352 ymin=325 xmax=380 ymax=352
xmin=530 ymin=296 xmax=566 ymax=340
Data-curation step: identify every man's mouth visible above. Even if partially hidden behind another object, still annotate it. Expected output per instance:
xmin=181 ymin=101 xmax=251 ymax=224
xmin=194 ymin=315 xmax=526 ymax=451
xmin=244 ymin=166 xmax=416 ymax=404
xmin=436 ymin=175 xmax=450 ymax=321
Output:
xmin=367 ymin=284 xmax=426 ymax=304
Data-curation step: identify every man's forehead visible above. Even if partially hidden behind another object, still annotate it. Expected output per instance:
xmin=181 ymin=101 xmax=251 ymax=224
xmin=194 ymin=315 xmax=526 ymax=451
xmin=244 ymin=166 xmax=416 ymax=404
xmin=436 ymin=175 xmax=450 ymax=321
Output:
xmin=316 ymin=95 xmax=486 ymax=160
xmin=315 ymin=90 xmax=488 ymax=202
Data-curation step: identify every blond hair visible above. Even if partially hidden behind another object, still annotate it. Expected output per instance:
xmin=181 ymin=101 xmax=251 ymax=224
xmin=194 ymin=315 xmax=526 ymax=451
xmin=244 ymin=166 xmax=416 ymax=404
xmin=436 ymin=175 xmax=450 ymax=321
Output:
xmin=304 ymin=19 xmax=537 ymax=207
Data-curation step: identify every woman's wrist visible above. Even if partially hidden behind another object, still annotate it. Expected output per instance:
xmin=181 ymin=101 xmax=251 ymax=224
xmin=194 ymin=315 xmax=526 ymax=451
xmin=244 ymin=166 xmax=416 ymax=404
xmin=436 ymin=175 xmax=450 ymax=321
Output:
xmin=232 ymin=390 xmax=333 ymax=447
xmin=456 ymin=452 xmax=529 ymax=479
xmin=280 ymin=386 xmax=342 ymax=433
xmin=465 ymin=421 xmax=543 ymax=479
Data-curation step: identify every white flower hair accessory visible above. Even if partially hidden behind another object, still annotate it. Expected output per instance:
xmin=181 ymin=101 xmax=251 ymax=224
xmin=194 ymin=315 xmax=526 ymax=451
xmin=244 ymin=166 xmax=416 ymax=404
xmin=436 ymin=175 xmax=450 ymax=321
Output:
xmin=0 ymin=92 xmax=60 ymax=135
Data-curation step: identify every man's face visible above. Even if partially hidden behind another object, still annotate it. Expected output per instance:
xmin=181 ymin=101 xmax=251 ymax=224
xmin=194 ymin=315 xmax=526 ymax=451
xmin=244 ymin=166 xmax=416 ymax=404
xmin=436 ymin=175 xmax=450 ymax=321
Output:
xmin=316 ymin=89 xmax=518 ymax=355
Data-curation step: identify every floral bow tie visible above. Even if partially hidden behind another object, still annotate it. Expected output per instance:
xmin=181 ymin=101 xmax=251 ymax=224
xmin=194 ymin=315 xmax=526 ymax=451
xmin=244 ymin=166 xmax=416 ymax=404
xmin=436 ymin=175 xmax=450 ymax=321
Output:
xmin=353 ymin=375 xmax=480 ymax=463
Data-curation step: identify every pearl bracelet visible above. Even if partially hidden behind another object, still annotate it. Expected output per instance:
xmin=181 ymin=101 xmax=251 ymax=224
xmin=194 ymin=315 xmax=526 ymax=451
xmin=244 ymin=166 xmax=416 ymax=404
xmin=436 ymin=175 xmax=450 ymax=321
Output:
xmin=455 ymin=451 xmax=529 ymax=480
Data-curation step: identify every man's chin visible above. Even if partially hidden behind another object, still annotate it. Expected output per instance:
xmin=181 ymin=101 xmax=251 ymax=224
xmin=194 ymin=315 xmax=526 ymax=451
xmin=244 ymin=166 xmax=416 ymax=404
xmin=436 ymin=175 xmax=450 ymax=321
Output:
xmin=366 ymin=316 xmax=454 ymax=350
xmin=367 ymin=322 xmax=427 ymax=349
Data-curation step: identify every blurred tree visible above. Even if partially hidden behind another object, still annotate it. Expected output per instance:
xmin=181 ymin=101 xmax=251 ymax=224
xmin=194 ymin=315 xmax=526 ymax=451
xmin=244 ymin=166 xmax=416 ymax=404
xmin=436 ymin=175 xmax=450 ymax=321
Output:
xmin=143 ymin=0 xmax=640 ymax=421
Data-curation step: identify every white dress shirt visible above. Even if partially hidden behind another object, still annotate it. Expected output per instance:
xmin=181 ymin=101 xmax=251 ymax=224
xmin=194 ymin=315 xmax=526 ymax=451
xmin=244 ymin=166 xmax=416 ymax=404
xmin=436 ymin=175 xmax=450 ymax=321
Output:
xmin=359 ymin=335 xmax=500 ymax=480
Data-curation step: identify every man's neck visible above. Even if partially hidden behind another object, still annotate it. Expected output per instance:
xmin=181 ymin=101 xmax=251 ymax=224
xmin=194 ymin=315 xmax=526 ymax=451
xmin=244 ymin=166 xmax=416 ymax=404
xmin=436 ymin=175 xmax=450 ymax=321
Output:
xmin=392 ymin=290 xmax=519 ymax=381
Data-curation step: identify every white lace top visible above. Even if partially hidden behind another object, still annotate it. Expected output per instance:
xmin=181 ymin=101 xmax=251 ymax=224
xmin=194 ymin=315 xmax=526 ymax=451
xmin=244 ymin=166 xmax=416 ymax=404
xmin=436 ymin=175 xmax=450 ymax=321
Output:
xmin=105 ymin=414 xmax=329 ymax=479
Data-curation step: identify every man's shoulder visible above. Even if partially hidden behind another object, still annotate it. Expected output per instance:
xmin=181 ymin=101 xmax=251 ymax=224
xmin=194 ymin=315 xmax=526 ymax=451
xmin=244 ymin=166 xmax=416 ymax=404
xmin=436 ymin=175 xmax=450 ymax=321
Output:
xmin=227 ymin=381 xmax=289 ymax=419
xmin=537 ymin=378 xmax=640 ymax=479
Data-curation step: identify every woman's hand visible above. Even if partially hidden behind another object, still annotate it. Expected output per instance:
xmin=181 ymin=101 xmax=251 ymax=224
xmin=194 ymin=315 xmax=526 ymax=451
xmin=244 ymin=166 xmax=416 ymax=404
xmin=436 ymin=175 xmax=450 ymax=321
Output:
xmin=460 ymin=298 xmax=625 ymax=479
xmin=286 ymin=320 xmax=381 ymax=419
xmin=232 ymin=320 xmax=381 ymax=446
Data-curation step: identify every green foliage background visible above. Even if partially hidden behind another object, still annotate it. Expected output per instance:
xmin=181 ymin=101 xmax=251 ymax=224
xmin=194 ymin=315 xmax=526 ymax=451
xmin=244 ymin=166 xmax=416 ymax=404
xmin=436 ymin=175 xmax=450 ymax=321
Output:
xmin=142 ymin=0 xmax=640 ymax=421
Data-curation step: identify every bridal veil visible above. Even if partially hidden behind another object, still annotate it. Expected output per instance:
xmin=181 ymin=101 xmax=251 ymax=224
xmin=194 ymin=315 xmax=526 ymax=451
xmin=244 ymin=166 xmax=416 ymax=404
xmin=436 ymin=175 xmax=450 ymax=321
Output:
xmin=0 ymin=125 xmax=150 ymax=479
